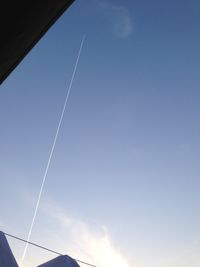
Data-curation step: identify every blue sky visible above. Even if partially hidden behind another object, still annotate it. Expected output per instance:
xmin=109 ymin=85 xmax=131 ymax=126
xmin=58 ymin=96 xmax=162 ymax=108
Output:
xmin=0 ymin=0 xmax=200 ymax=266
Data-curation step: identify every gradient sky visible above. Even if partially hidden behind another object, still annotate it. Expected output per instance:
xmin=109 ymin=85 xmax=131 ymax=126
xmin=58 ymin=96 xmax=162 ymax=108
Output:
xmin=1 ymin=0 xmax=200 ymax=266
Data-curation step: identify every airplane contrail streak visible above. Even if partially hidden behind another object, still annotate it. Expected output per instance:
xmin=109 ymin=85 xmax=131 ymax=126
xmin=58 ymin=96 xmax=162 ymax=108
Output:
xmin=20 ymin=35 xmax=86 ymax=266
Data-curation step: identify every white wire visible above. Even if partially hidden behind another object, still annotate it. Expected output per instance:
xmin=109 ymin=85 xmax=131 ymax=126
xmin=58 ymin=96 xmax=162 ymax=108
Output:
xmin=20 ymin=35 xmax=86 ymax=266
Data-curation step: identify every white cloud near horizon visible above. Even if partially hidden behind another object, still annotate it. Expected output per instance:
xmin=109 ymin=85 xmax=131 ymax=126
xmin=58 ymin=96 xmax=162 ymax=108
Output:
xmin=97 ymin=1 xmax=133 ymax=39
xmin=41 ymin=203 xmax=133 ymax=267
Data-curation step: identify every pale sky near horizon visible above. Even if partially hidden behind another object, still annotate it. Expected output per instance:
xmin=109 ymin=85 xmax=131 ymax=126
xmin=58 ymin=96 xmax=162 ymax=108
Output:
xmin=1 ymin=0 xmax=200 ymax=267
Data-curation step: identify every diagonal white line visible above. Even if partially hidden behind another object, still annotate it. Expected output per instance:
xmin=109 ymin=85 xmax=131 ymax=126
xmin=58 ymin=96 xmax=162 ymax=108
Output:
xmin=20 ymin=35 xmax=86 ymax=266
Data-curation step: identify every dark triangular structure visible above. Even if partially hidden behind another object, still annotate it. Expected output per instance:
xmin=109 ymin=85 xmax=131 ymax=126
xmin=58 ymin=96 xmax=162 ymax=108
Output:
xmin=0 ymin=0 xmax=75 ymax=84
xmin=37 ymin=255 xmax=80 ymax=267
xmin=0 ymin=232 xmax=81 ymax=267
xmin=0 ymin=231 xmax=19 ymax=267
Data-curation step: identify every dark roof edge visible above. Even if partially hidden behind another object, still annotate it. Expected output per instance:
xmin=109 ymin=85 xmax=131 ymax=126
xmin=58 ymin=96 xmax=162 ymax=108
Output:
xmin=0 ymin=0 xmax=75 ymax=84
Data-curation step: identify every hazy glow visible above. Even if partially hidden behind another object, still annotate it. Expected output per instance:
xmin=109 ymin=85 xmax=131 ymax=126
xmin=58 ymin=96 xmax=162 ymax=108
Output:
xmin=97 ymin=0 xmax=133 ymax=38
xmin=43 ymin=205 xmax=132 ymax=267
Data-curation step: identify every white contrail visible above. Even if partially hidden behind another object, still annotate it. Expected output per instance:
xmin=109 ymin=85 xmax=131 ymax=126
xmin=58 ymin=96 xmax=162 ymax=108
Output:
xmin=20 ymin=35 xmax=86 ymax=266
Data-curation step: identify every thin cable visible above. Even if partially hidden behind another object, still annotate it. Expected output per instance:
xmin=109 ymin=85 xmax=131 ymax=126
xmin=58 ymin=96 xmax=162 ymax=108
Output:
xmin=4 ymin=232 xmax=96 ymax=267
xmin=20 ymin=36 xmax=86 ymax=266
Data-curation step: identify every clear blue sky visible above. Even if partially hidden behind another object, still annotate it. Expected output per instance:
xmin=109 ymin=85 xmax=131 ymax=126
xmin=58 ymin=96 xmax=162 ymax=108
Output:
xmin=1 ymin=0 xmax=200 ymax=266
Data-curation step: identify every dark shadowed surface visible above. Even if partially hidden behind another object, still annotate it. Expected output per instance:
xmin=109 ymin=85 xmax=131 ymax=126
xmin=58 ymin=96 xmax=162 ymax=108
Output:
xmin=0 ymin=0 xmax=75 ymax=84
xmin=37 ymin=255 xmax=80 ymax=267
xmin=0 ymin=231 xmax=18 ymax=267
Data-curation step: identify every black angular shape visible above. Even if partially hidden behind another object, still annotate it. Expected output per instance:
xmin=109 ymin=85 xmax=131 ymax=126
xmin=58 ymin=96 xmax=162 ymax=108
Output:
xmin=0 ymin=0 xmax=75 ymax=84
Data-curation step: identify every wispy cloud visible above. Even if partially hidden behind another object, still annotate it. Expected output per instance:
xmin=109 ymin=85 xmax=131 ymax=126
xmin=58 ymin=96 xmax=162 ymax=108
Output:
xmin=42 ymin=203 xmax=132 ymax=267
xmin=97 ymin=1 xmax=133 ymax=39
